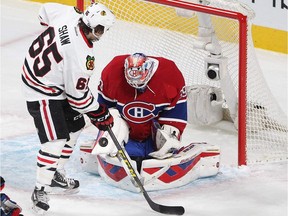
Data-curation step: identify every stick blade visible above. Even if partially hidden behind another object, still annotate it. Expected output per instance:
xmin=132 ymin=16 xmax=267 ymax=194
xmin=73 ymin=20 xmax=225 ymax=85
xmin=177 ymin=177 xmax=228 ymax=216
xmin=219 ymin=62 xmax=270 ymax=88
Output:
xmin=145 ymin=192 xmax=185 ymax=215
xmin=157 ymin=205 xmax=185 ymax=215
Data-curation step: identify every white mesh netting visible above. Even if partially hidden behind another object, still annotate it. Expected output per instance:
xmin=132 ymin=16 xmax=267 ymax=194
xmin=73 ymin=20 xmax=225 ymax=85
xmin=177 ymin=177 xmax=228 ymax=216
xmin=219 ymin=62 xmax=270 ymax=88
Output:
xmin=82 ymin=0 xmax=287 ymax=164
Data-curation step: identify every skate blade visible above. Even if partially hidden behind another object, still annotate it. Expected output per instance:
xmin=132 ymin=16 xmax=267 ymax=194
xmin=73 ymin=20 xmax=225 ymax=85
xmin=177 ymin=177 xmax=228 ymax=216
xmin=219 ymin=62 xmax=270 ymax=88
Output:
xmin=48 ymin=187 xmax=80 ymax=195
xmin=32 ymin=205 xmax=48 ymax=215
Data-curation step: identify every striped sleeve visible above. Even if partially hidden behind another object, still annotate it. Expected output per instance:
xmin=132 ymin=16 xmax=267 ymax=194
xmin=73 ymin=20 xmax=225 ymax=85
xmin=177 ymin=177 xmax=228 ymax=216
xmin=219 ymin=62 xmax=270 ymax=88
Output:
xmin=66 ymin=88 xmax=98 ymax=113
xmin=22 ymin=58 xmax=64 ymax=96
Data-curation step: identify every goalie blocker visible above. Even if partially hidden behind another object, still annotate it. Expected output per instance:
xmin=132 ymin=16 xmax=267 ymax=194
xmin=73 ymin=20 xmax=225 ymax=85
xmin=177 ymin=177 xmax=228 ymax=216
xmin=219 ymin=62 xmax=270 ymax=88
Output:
xmin=79 ymin=109 xmax=220 ymax=192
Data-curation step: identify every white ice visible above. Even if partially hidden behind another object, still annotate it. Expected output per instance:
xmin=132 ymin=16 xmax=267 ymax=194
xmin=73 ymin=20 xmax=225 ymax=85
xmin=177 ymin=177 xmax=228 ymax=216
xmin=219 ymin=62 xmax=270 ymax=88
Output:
xmin=0 ymin=0 xmax=287 ymax=216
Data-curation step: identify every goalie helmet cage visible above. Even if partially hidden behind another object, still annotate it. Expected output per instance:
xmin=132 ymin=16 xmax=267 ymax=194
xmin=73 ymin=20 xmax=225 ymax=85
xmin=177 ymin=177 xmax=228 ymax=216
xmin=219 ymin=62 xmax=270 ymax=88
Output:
xmin=77 ymin=0 xmax=287 ymax=166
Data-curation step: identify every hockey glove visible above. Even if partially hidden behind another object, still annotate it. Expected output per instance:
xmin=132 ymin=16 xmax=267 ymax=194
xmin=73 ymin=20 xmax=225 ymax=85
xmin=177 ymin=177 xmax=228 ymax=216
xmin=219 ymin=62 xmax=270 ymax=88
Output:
xmin=1 ymin=194 xmax=23 ymax=216
xmin=149 ymin=125 xmax=182 ymax=159
xmin=86 ymin=104 xmax=114 ymax=131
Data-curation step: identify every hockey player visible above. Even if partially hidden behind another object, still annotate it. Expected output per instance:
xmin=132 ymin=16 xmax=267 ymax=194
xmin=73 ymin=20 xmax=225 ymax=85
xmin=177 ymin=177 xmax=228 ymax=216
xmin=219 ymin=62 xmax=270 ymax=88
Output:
xmin=21 ymin=3 xmax=115 ymax=213
xmin=79 ymin=53 xmax=221 ymax=191
xmin=0 ymin=177 xmax=23 ymax=216
xmin=96 ymin=53 xmax=187 ymax=162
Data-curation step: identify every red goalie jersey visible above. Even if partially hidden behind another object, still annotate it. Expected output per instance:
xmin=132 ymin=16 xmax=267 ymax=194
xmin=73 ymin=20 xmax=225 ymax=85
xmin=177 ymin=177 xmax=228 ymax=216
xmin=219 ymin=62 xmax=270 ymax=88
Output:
xmin=97 ymin=54 xmax=187 ymax=141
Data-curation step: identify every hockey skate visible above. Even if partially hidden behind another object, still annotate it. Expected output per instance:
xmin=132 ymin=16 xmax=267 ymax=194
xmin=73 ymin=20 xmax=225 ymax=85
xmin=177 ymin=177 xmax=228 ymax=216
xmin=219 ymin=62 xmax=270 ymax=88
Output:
xmin=49 ymin=170 xmax=80 ymax=194
xmin=31 ymin=186 xmax=50 ymax=215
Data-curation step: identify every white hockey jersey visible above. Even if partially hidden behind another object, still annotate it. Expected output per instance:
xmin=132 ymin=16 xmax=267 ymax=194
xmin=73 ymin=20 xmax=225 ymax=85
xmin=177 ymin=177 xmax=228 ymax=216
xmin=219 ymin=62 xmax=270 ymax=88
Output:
xmin=22 ymin=3 xmax=99 ymax=113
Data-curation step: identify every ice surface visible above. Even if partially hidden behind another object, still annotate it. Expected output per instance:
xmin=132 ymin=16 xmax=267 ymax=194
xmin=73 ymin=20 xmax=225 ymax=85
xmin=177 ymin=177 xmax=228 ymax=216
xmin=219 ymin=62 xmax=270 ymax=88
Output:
xmin=0 ymin=0 xmax=287 ymax=215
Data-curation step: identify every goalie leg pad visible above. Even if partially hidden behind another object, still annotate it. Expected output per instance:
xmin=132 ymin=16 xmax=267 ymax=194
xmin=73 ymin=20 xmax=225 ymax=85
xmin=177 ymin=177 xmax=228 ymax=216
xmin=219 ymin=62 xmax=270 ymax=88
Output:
xmin=79 ymin=149 xmax=99 ymax=175
xmin=197 ymin=143 xmax=220 ymax=178
xmin=79 ymin=138 xmax=100 ymax=174
xmin=141 ymin=143 xmax=220 ymax=191
xmin=96 ymin=154 xmax=141 ymax=193
xmin=81 ymin=142 xmax=220 ymax=192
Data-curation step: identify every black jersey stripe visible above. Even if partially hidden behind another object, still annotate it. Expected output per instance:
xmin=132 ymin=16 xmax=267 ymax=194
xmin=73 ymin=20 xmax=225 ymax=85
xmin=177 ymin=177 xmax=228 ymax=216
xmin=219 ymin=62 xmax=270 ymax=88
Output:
xmin=22 ymin=59 xmax=63 ymax=96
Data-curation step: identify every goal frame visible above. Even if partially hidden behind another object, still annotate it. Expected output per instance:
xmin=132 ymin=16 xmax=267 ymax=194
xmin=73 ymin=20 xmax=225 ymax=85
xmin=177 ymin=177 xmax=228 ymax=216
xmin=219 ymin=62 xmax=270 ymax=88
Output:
xmin=77 ymin=0 xmax=248 ymax=166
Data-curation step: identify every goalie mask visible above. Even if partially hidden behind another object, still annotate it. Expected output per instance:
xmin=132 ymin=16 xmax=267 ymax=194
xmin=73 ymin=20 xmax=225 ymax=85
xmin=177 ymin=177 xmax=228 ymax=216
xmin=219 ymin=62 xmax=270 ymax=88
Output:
xmin=82 ymin=3 xmax=115 ymax=41
xmin=124 ymin=53 xmax=155 ymax=89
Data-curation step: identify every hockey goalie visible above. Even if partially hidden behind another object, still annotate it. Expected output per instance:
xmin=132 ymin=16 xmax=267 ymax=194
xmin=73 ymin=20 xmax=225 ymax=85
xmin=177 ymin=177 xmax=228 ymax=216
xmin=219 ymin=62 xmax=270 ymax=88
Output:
xmin=79 ymin=53 xmax=220 ymax=192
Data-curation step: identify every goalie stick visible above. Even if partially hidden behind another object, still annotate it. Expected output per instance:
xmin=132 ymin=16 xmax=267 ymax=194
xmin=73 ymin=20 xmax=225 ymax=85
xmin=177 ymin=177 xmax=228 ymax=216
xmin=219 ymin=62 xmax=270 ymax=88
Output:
xmin=107 ymin=126 xmax=185 ymax=215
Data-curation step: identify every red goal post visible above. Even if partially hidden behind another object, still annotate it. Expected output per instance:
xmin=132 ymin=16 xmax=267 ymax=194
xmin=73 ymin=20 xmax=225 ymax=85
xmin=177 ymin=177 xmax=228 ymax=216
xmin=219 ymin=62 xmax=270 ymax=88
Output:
xmin=76 ymin=0 xmax=287 ymax=166
xmin=144 ymin=0 xmax=248 ymax=166
xmin=77 ymin=0 xmax=97 ymax=11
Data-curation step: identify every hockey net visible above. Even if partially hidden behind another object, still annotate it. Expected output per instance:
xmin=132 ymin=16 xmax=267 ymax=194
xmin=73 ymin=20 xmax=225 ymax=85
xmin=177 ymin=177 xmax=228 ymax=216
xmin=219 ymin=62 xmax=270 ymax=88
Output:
xmin=77 ymin=0 xmax=287 ymax=165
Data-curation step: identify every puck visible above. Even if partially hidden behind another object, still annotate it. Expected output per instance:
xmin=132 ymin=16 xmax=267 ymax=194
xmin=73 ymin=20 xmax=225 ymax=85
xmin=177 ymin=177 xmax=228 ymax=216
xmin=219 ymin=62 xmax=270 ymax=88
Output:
xmin=99 ymin=137 xmax=108 ymax=147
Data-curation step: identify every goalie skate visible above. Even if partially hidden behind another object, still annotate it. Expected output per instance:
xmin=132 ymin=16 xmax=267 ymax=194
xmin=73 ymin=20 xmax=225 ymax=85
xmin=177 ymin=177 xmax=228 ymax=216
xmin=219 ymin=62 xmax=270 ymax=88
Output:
xmin=49 ymin=171 xmax=80 ymax=195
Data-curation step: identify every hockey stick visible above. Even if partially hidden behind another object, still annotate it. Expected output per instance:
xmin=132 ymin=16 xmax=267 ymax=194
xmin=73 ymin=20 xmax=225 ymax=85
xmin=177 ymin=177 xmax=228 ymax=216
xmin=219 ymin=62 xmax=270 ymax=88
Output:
xmin=106 ymin=126 xmax=185 ymax=215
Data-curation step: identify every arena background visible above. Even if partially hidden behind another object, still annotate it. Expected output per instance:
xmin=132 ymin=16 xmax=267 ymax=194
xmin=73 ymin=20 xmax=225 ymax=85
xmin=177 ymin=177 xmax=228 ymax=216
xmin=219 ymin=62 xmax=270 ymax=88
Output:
xmin=27 ymin=0 xmax=287 ymax=54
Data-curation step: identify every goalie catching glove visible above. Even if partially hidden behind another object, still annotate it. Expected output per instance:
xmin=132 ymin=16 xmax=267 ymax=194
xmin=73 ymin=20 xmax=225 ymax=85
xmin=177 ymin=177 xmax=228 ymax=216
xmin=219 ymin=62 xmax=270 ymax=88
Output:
xmin=149 ymin=125 xmax=182 ymax=159
xmin=86 ymin=104 xmax=114 ymax=131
